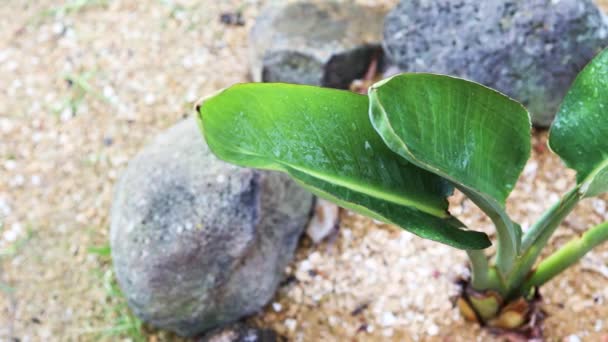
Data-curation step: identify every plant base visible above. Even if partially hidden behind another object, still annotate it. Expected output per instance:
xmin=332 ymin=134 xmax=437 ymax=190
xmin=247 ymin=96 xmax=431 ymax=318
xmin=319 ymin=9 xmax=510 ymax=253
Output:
xmin=455 ymin=278 xmax=545 ymax=341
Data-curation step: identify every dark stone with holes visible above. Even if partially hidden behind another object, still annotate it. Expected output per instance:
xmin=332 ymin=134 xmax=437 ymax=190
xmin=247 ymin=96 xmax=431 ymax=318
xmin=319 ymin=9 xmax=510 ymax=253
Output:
xmin=383 ymin=0 xmax=608 ymax=126
xmin=249 ymin=1 xmax=387 ymax=88
xmin=110 ymin=118 xmax=313 ymax=337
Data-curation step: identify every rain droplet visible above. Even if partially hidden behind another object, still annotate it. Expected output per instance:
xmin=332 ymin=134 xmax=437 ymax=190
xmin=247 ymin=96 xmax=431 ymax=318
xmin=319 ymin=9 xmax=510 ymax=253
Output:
xmin=364 ymin=141 xmax=374 ymax=157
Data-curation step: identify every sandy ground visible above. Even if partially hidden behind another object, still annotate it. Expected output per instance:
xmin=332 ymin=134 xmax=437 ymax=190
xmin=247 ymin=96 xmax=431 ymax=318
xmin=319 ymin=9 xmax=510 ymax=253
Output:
xmin=1 ymin=0 xmax=607 ymax=341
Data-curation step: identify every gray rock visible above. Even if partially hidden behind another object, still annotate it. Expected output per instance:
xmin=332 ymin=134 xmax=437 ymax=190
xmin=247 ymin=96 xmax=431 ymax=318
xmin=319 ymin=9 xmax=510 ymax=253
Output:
xmin=249 ymin=1 xmax=387 ymax=89
xmin=198 ymin=322 xmax=285 ymax=342
xmin=110 ymin=117 xmax=313 ymax=337
xmin=383 ymin=0 xmax=608 ymax=126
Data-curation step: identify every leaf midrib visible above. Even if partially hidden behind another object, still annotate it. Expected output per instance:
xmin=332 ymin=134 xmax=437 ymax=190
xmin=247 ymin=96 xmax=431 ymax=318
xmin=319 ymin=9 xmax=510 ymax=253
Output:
xmin=218 ymin=141 xmax=449 ymax=218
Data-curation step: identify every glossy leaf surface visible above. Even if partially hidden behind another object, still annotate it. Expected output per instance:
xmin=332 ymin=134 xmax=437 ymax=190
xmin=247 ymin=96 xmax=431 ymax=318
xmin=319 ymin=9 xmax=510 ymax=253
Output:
xmin=549 ymin=48 xmax=608 ymax=198
xmin=369 ymin=74 xmax=531 ymax=271
xmin=199 ymin=83 xmax=490 ymax=249
xmin=369 ymin=74 xmax=531 ymax=205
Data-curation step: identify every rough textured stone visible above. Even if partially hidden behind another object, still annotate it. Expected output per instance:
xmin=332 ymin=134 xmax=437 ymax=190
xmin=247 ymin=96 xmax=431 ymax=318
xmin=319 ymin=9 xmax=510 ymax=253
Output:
xmin=383 ymin=0 xmax=608 ymax=126
xmin=249 ymin=1 xmax=387 ymax=89
xmin=198 ymin=322 xmax=285 ymax=342
xmin=110 ymin=117 xmax=313 ymax=337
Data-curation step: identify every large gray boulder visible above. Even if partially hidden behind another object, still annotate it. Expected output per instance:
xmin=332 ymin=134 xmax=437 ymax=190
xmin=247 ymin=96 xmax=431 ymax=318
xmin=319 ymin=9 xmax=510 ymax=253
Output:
xmin=383 ymin=0 xmax=608 ymax=126
xmin=110 ymin=117 xmax=313 ymax=337
xmin=249 ymin=1 xmax=387 ymax=88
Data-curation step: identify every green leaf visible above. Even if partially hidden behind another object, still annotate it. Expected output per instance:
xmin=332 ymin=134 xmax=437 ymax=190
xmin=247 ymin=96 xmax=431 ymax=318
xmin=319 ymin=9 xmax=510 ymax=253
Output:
xmin=198 ymin=83 xmax=490 ymax=250
xmin=369 ymin=74 xmax=531 ymax=272
xmin=549 ymin=48 xmax=608 ymax=198
xmin=369 ymin=74 xmax=531 ymax=204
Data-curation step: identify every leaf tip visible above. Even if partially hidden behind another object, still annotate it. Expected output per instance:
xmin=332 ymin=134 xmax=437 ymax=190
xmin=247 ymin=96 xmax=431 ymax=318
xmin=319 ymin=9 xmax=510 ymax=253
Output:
xmin=194 ymin=86 xmax=230 ymax=116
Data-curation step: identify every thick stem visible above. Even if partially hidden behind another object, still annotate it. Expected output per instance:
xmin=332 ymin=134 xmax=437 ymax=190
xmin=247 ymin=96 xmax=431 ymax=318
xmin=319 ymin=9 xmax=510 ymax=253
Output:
xmin=467 ymin=250 xmax=490 ymax=290
xmin=461 ymin=188 xmax=519 ymax=278
xmin=490 ymin=211 xmax=519 ymax=280
xmin=507 ymin=188 xmax=581 ymax=296
xmin=523 ymin=221 xmax=608 ymax=292
xmin=466 ymin=249 xmax=506 ymax=294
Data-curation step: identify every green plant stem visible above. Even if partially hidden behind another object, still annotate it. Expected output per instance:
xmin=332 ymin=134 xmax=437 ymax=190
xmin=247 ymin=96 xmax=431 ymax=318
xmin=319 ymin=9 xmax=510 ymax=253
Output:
xmin=522 ymin=221 xmax=608 ymax=293
xmin=521 ymin=188 xmax=581 ymax=251
xmin=467 ymin=250 xmax=491 ymax=290
xmin=507 ymin=188 xmax=581 ymax=296
xmin=467 ymin=250 xmax=506 ymax=296
xmin=462 ymin=189 xmax=519 ymax=279
xmin=491 ymin=211 xmax=519 ymax=280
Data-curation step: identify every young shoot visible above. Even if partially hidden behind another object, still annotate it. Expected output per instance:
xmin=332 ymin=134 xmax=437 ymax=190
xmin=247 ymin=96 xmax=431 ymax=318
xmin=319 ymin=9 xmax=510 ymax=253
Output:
xmin=197 ymin=48 xmax=608 ymax=330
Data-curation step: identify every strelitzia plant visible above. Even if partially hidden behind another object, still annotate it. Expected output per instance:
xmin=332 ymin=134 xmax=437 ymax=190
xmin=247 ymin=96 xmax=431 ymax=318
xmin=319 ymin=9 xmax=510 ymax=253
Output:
xmin=196 ymin=48 xmax=608 ymax=333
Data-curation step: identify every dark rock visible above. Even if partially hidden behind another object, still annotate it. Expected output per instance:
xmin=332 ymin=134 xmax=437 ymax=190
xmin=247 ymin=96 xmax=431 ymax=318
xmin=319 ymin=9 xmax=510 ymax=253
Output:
xmin=110 ymin=118 xmax=313 ymax=336
xmin=220 ymin=12 xmax=245 ymax=26
xmin=383 ymin=0 xmax=608 ymax=126
xmin=249 ymin=1 xmax=387 ymax=89
xmin=198 ymin=322 xmax=285 ymax=342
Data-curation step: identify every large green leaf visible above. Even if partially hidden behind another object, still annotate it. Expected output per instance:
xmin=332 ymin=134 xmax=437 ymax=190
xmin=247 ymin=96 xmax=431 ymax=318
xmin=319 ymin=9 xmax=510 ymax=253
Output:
xmin=549 ymin=48 xmax=608 ymax=198
xmin=369 ymin=74 xmax=531 ymax=204
xmin=369 ymin=74 xmax=531 ymax=272
xmin=198 ymin=83 xmax=490 ymax=249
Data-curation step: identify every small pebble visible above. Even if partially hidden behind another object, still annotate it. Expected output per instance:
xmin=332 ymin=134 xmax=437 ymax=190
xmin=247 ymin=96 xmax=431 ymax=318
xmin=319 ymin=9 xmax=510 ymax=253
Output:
xmin=595 ymin=319 xmax=603 ymax=332
xmin=219 ymin=12 xmax=245 ymax=26
xmin=284 ymin=318 xmax=297 ymax=331
xmin=427 ymin=323 xmax=439 ymax=336
xmin=103 ymin=86 xmax=115 ymax=98
xmin=31 ymin=175 xmax=41 ymax=186
xmin=554 ymin=178 xmax=568 ymax=191
xmin=592 ymin=199 xmax=606 ymax=216
xmin=0 ymin=198 xmax=11 ymax=216
xmin=144 ymin=94 xmax=156 ymax=105
xmin=3 ymin=229 xmax=18 ymax=242
xmin=380 ymin=312 xmax=397 ymax=327
xmin=4 ymin=160 xmax=17 ymax=170
xmin=11 ymin=175 xmax=25 ymax=187
xmin=60 ymin=108 xmax=72 ymax=121
xmin=52 ymin=22 xmax=65 ymax=35
xmin=185 ymin=90 xmax=197 ymax=103
xmin=2 ymin=223 xmax=22 ymax=243
xmin=382 ymin=328 xmax=394 ymax=337
xmin=0 ymin=118 xmax=13 ymax=133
